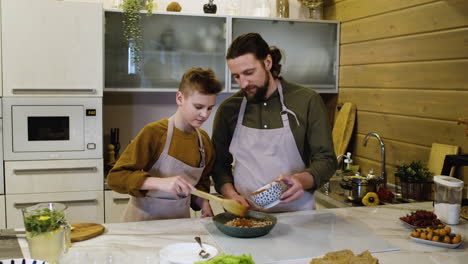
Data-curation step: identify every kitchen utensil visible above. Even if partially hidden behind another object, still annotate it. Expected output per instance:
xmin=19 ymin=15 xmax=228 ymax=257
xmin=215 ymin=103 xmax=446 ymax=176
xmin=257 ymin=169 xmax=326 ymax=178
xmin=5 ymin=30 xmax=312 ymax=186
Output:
xmin=349 ymin=176 xmax=377 ymax=202
xmin=194 ymin=236 xmax=210 ymax=259
xmin=191 ymin=189 xmax=247 ymax=217
xmin=159 ymin=243 xmax=218 ymax=264
xmin=332 ymin=102 xmax=356 ymax=158
xmin=249 ymin=182 xmax=284 ymax=209
xmin=212 ymin=211 xmax=277 ymax=238
xmin=71 ymin=223 xmax=105 ymax=242
xmin=428 ymin=143 xmax=459 ymax=176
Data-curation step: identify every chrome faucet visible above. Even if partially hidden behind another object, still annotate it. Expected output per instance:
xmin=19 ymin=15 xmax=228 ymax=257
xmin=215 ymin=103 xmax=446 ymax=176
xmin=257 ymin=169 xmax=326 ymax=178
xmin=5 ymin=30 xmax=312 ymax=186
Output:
xmin=363 ymin=132 xmax=386 ymax=188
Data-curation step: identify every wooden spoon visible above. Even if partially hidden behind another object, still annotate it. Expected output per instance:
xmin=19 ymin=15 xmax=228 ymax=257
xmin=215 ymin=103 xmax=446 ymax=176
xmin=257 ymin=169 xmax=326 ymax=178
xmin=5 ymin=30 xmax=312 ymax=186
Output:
xmin=191 ymin=189 xmax=247 ymax=217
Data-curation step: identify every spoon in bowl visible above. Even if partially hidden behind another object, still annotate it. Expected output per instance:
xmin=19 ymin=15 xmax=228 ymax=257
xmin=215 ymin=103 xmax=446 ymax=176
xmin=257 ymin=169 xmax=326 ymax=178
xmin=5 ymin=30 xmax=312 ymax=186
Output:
xmin=194 ymin=236 xmax=210 ymax=259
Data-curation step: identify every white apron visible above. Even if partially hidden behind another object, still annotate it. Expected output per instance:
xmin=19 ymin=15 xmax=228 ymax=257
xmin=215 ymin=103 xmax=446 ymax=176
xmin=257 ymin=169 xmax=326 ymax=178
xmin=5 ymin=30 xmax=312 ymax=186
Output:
xmin=229 ymin=81 xmax=315 ymax=212
xmin=121 ymin=116 xmax=206 ymax=221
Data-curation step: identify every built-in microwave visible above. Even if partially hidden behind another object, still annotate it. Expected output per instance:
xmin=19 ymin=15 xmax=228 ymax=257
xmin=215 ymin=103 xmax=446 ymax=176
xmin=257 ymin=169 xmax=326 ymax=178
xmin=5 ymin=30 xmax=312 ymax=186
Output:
xmin=3 ymin=97 xmax=102 ymax=161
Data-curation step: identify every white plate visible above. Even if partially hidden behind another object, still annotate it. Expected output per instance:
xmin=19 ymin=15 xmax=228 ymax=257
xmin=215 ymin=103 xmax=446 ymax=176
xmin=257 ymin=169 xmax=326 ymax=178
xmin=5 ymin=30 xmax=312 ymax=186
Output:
xmin=0 ymin=259 xmax=49 ymax=264
xmin=159 ymin=242 xmax=218 ymax=264
xmin=410 ymin=236 xmax=462 ymax=248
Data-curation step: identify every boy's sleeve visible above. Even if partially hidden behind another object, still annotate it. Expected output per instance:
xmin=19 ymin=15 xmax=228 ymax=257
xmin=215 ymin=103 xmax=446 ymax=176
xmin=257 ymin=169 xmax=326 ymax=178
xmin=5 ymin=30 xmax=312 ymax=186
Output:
xmin=106 ymin=125 xmax=159 ymax=197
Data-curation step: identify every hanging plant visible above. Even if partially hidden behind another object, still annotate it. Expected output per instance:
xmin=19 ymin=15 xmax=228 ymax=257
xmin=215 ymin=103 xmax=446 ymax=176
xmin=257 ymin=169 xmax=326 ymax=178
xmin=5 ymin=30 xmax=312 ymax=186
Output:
xmin=122 ymin=0 xmax=154 ymax=72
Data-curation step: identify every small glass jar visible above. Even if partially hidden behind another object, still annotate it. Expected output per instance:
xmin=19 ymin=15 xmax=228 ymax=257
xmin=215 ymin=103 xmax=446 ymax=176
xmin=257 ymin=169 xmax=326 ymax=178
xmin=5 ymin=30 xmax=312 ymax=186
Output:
xmin=253 ymin=0 xmax=271 ymax=17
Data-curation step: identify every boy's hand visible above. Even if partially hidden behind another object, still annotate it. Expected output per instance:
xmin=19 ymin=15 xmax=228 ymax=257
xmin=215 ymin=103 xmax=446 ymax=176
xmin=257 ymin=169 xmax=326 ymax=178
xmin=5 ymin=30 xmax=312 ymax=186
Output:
xmin=142 ymin=176 xmax=195 ymax=197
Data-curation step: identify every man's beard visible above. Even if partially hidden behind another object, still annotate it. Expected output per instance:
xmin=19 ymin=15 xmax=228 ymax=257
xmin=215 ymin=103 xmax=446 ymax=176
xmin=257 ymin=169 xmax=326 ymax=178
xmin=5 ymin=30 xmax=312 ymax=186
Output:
xmin=243 ymin=73 xmax=270 ymax=103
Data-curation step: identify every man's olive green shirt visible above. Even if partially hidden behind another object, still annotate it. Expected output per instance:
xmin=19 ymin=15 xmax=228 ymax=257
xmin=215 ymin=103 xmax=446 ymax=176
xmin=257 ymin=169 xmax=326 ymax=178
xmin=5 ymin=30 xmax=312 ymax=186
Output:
xmin=211 ymin=79 xmax=337 ymax=194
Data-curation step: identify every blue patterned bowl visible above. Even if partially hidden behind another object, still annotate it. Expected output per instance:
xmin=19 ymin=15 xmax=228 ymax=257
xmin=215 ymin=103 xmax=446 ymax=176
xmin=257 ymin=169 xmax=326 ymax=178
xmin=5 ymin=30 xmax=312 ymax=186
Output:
xmin=249 ymin=182 xmax=283 ymax=209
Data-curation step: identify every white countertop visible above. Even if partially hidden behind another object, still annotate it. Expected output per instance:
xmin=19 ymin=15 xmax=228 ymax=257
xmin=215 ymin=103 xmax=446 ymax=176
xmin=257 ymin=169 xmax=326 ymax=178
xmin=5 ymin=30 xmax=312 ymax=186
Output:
xmin=17 ymin=202 xmax=468 ymax=264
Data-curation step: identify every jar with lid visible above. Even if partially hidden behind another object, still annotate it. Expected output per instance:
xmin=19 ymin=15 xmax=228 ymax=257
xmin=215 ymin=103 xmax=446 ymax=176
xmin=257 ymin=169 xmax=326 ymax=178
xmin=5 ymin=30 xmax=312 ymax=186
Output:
xmin=434 ymin=175 xmax=464 ymax=224
xmin=253 ymin=0 xmax=271 ymax=17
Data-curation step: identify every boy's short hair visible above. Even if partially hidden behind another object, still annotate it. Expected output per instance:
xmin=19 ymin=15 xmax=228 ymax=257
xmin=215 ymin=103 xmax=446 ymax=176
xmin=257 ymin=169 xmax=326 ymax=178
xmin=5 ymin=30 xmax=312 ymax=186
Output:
xmin=179 ymin=67 xmax=223 ymax=96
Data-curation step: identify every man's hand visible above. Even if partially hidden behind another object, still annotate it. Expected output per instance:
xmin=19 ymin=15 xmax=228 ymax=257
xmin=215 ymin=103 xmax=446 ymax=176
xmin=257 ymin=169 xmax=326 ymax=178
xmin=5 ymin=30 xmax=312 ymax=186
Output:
xmin=198 ymin=199 xmax=214 ymax=217
xmin=141 ymin=176 xmax=195 ymax=197
xmin=276 ymin=172 xmax=314 ymax=203
xmin=220 ymin=183 xmax=250 ymax=208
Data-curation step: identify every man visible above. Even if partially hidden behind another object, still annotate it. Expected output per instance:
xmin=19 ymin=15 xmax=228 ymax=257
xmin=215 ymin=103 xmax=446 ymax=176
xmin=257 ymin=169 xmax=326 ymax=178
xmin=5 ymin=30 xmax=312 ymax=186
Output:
xmin=211 ymin=33 xmax=337 ymax=212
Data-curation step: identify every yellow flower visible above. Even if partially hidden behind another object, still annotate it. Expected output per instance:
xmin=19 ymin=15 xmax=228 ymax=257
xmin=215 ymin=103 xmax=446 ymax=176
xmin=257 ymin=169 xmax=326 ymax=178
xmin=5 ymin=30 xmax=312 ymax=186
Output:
xmin=38 ymin=216 xmax=51 ymax=221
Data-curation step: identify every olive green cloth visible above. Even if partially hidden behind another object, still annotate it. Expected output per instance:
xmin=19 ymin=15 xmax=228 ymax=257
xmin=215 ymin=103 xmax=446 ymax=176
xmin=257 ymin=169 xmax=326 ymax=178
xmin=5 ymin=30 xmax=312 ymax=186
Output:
xmin=211 ymin=79 xmax=337 ymax=193
xmin=107 ymin=119 xmax=214 ymax=209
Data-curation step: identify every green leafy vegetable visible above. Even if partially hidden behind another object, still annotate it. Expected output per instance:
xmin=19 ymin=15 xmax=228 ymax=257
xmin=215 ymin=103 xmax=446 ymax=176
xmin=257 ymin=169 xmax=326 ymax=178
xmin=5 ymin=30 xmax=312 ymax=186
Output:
xmin=24 ymin=208 xmax=68 ymax=237
xmin=195 ymin=254 xmax=255 ymax=264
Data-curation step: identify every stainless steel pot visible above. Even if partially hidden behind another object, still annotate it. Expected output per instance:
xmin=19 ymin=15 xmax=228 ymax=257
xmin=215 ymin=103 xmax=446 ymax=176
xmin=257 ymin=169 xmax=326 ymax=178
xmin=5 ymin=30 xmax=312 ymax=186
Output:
xmin=350 ymin=177 xmax=377 ymax=201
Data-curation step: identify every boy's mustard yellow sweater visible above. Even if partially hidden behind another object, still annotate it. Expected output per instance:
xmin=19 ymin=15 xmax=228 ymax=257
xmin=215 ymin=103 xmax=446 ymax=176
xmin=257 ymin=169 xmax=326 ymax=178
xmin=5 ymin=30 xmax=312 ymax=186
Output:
xmin=107 ymin=118 xmax=214 ymax=199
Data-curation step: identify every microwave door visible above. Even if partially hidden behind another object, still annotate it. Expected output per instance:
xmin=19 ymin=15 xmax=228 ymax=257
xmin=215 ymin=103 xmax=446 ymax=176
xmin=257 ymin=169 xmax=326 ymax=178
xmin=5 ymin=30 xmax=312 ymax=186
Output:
xmin=12 ymin=105 xmax=84 ymax=152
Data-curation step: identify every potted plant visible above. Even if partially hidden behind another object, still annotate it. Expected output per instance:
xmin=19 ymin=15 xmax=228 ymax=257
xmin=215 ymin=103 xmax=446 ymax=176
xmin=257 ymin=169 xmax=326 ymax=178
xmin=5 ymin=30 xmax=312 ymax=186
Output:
xmin=22 ymin=203 xmax=71 ymax=264
xmin=122 ymin=0 xmax=154 ymax=72
xmin=395 ymin=160 xmax=433 ymax=201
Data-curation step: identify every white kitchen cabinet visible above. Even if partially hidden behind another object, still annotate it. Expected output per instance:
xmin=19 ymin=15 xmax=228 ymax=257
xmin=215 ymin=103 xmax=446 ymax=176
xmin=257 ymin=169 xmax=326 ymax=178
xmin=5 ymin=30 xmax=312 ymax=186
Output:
xmin=0 ymin=113 xmax=4 ymax=196
xmin=5 ymin=159 xmax=103 ymax=194
xmin=103 ymin=11 xmax=339 ymax=94
xmin=231 ymin=17 xmax=339 ymax=93
xmin=0 ymin=195 xmax=5 ymax=229
xmin=0 ymin=0 xmax=3 ymax=97
xmin=104 ymin=11 xmax=227 ymax=92
xmin=1 ymin=0 xmax=103 ymax=97
xmin=104 ymin=190 xmax=129 ymax=223
xmin=5 ymin=191 xmax=104 ymax=228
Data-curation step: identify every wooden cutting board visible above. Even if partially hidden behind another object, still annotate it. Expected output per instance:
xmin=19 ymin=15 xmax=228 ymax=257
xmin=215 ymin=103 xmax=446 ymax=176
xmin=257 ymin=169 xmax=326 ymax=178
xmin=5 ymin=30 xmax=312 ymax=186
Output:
xmin=427 ymin=143 xmax=460 ymax=176
xmin=71 ymin=223 xmax=105 ymax=242
xmin=332 ymin=102 xmax=357 ymax=157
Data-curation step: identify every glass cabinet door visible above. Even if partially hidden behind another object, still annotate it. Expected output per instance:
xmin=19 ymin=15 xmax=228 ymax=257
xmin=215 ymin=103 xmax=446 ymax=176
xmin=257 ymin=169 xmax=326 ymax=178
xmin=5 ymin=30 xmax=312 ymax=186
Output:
xmin=105 ymin=12 xmax=227 ymax=91
xmin=231 ymin=18 xmax=339 ymax=93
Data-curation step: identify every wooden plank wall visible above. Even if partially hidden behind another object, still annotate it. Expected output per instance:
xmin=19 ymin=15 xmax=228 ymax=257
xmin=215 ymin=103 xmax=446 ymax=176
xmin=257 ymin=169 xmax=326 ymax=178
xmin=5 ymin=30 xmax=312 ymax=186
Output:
xmin=324 ymin=0 xmax=468 ymax=190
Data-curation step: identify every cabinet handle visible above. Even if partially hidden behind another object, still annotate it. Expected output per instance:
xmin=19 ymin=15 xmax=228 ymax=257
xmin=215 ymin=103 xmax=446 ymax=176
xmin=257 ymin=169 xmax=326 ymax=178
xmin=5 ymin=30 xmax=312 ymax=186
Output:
xmin=12 ymin=88 xmax=97 ymax=94
xmin=13 ymin=167 xmax=98 ymax=175
xmin=113 ymin=197 xmax=130 ymax=202
xmin=14 ymin=199 xmax=98 ymax=207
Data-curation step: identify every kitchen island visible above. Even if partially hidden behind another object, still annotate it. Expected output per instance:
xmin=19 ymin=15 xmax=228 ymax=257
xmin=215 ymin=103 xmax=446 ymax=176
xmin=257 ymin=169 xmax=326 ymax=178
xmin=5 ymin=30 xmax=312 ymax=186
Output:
xmin=14 ymin=202 xmax=467 ymax=264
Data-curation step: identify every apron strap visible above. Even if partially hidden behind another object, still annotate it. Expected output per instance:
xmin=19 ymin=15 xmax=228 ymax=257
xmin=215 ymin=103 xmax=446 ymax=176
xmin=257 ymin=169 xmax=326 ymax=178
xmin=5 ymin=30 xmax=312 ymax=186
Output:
xmin=195 ymin=128 xmax=206 ymax=167
xmin=277 ymin=81 xmax=300 ymax=127
xmin=162 ymin=116 xmax=176 ymax=155
xmin=163 ymin=116 xmax=205 ymax=167
xmin=237 ymin=98 xmax=248 ymax=126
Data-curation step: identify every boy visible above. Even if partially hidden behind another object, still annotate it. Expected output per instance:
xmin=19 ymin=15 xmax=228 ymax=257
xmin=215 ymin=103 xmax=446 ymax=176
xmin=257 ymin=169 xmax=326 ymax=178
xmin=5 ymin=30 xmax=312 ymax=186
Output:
xmin=107 ymin=67 xmax=223 ymax=221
